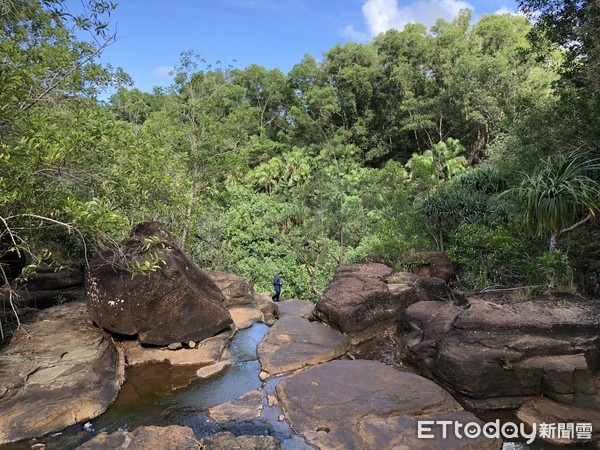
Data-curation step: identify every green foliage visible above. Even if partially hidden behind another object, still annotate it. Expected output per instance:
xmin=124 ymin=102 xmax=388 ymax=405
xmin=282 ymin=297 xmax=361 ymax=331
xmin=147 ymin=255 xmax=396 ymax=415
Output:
xmin=533 ymin=250 xmax=573 ymax=290
xmin=129 ymin=252 xmax=167 ymax=279
xmin=5 ymin=1 xmax=600 ymax=303
xmin=516 ymin=151 xmax=600 ymax=250
xmin=448 ymin=224 xmax=531 ymax=289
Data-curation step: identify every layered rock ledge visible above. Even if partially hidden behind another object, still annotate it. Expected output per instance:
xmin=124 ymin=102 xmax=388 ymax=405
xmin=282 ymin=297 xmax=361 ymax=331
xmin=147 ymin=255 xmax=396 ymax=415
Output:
xmin=0 ymin=302 xmax=124 ymax=444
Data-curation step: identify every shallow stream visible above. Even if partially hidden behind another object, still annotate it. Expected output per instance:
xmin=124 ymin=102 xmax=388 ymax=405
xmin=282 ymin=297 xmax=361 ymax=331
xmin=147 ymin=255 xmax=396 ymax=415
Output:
xmin=1 ymin=323 xmax=272 ymax=450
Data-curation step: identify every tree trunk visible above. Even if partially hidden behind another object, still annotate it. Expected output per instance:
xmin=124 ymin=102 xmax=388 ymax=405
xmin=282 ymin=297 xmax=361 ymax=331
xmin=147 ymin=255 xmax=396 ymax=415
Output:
xmin=549 ymin=229 xmax=558 ymax=254
xmin=179 ymin=187 xmax=195 ymax=250
xmin=547 ymin=229 xmax=558 ymax=288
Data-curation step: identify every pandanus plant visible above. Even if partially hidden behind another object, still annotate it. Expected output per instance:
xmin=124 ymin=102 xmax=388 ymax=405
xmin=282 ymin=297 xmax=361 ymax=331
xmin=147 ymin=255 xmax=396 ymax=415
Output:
xmin=517 ymin=151 xmax=600 ymax=286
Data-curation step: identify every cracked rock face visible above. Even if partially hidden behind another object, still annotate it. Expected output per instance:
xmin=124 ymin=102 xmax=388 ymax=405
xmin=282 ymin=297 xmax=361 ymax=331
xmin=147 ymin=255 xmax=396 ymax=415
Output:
xmin=0 ymin=302 xmax=124 ymax=444
xmin=397 ymin=294 xmax=600 ymax=411
xmin=277 ymin=359 xmax=500 ymax=450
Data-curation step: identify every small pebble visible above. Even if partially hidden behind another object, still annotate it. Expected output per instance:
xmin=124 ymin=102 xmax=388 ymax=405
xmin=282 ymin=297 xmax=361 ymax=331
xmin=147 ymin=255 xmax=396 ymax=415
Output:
xmin=167 ymin=342 xmax=183 ymax=351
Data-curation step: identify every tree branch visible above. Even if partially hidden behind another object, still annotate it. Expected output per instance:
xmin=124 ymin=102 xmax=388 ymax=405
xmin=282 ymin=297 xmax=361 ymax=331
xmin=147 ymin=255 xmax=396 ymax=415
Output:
xmin=16 ymin=33 xmax=116 ymax=116
xmin=558 ymin=212 xmax=593 ymax=237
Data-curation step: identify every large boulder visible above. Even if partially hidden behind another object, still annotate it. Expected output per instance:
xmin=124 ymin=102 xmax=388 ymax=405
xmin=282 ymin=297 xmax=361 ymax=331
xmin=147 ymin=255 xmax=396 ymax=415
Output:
xmin=313 ymin=263 xmax=418 ymax=335
xmin=405 ymin=251 xmax=455 ymax=283
xmin=86 ymin=222 xmax=232 ymax=346
xmin=387 ymin=271 xmax=458 ymax=302
xmin=0 ymin=302 xmax=124 ymax=444
xmin=398 ymin=293 xmax=600 ymax=411
xmin=277 ymin=359 xmax=501 ymax=450
xmin=207 ymin=271 xmax=254 ymax=307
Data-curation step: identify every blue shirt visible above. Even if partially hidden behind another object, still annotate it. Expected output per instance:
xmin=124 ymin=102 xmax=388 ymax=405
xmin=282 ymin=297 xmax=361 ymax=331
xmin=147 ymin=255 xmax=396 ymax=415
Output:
xmin=273 ymin=275 xmax=282 ymax=291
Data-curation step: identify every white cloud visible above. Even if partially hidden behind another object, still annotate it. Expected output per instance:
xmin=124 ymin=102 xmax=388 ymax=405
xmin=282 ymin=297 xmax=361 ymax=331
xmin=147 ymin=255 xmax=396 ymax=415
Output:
xmin=153 ymin=66 xmax=174 ymax=79
xmin=362 ymin=0 xmax=473 ymax=36
xmin=341 ymin=24 xmax=369 ymax=42
xmin=494 ymin=6 xmax=515 ymax=14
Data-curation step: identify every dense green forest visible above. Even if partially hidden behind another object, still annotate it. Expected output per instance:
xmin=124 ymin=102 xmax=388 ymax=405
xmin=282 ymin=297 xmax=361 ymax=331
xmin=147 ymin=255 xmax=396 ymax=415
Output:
xmin=1 ymin=0 xmax=599 ymax=300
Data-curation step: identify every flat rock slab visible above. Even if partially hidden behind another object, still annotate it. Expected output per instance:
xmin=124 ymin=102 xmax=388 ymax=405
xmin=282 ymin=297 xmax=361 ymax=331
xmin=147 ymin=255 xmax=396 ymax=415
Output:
xmin=205 ymin=390 xmax=264 ymax=422
xmin=229 ymin=306 xmax=263 ymax=329
xmin=277 ymin=359 xmax=501 ymax=450
xmin=122 ymin=331 xmax=233 ymax=366
xmin=76 ymin=425 xmax=199 ymax=449
xmin=276 ymin=299 xmax=315 ymax=319
xmin=257 ymin=315 xmax=350 ymax=375
xmin=0 ymin=302 xmax=124 ymax=444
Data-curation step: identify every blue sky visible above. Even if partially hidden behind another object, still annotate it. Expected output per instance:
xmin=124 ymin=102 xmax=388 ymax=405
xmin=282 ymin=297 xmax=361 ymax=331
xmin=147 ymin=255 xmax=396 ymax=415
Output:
xmin=84 ymin=0 xmax=520 ymax=93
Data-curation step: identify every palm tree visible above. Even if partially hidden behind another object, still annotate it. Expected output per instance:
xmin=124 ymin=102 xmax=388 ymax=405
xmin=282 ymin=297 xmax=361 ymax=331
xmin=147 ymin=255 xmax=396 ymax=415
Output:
xmin=518 ymin=152 xmax=600 ymax=254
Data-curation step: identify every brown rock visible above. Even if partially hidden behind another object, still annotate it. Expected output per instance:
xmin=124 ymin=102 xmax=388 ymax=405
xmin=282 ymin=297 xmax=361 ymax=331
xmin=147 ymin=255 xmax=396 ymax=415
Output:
xmin=0 ymin=302 xmax=124 ymax=444
xmin=196 ymin=361 xmax=231 ymax=379
xmin=398 ymin=295 xmax=600 ymax=411
xmin=254 ymin=292 xmax=279 ymax=325
xmin=198 ymin=432 xmax=282 ymax=450
xmin=313 ymin=263 xmax=417 ymax=334
xmin=86 ymin=221 xmax=233 ymax=346
xmin=258 ymin=315 xmax=350 ymax=375
xmin=207 ymin=271 xmax=254 ymax=307
xmin=387 ymin=271 xmax=455 ymax=302
xmin=276 ymin=299 xmax=315 ymax=319
xmin=516 ymin=398 xmax=600 ymax=445
xmin=76 ymin=425 xmax=200 ymax=449
xmin=405 ymin=251 xmax=455 ymax=282
xmin=277 ymin=359 xmax=499 ymax=450
xmin=229 ymin=306 xmax=263 ymax=329
xmin=122 ymin=331 xmax=232 ymax=366
xmin=205 ymin=390 xmax=263 ymax=422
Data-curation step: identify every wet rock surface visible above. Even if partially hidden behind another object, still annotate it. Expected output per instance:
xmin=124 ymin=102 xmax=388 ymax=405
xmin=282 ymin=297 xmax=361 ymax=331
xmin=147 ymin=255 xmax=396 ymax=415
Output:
xmin=277 ymin=359 xmax=500 ymax=450
xmin=258 ymin=315 xmax=350 ymax=375
xmin=0 ymin=302 xmax=124 ymax=444
xmin=205 ymin=390 xmax=264 ymax=422
xmin=86 ymin=221 xmax=233 ymax=346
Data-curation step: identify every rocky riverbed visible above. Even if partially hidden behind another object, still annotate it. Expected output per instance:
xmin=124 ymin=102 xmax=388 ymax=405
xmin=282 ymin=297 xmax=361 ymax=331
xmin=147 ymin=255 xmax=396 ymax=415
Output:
xmin=1 ymin=245 xmax=599 ymax=449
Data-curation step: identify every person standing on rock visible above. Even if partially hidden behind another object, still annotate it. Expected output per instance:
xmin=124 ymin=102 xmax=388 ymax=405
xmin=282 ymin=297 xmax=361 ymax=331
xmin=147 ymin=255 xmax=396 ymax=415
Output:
xmin=272 ymin=272 xmax=283 ymax=302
